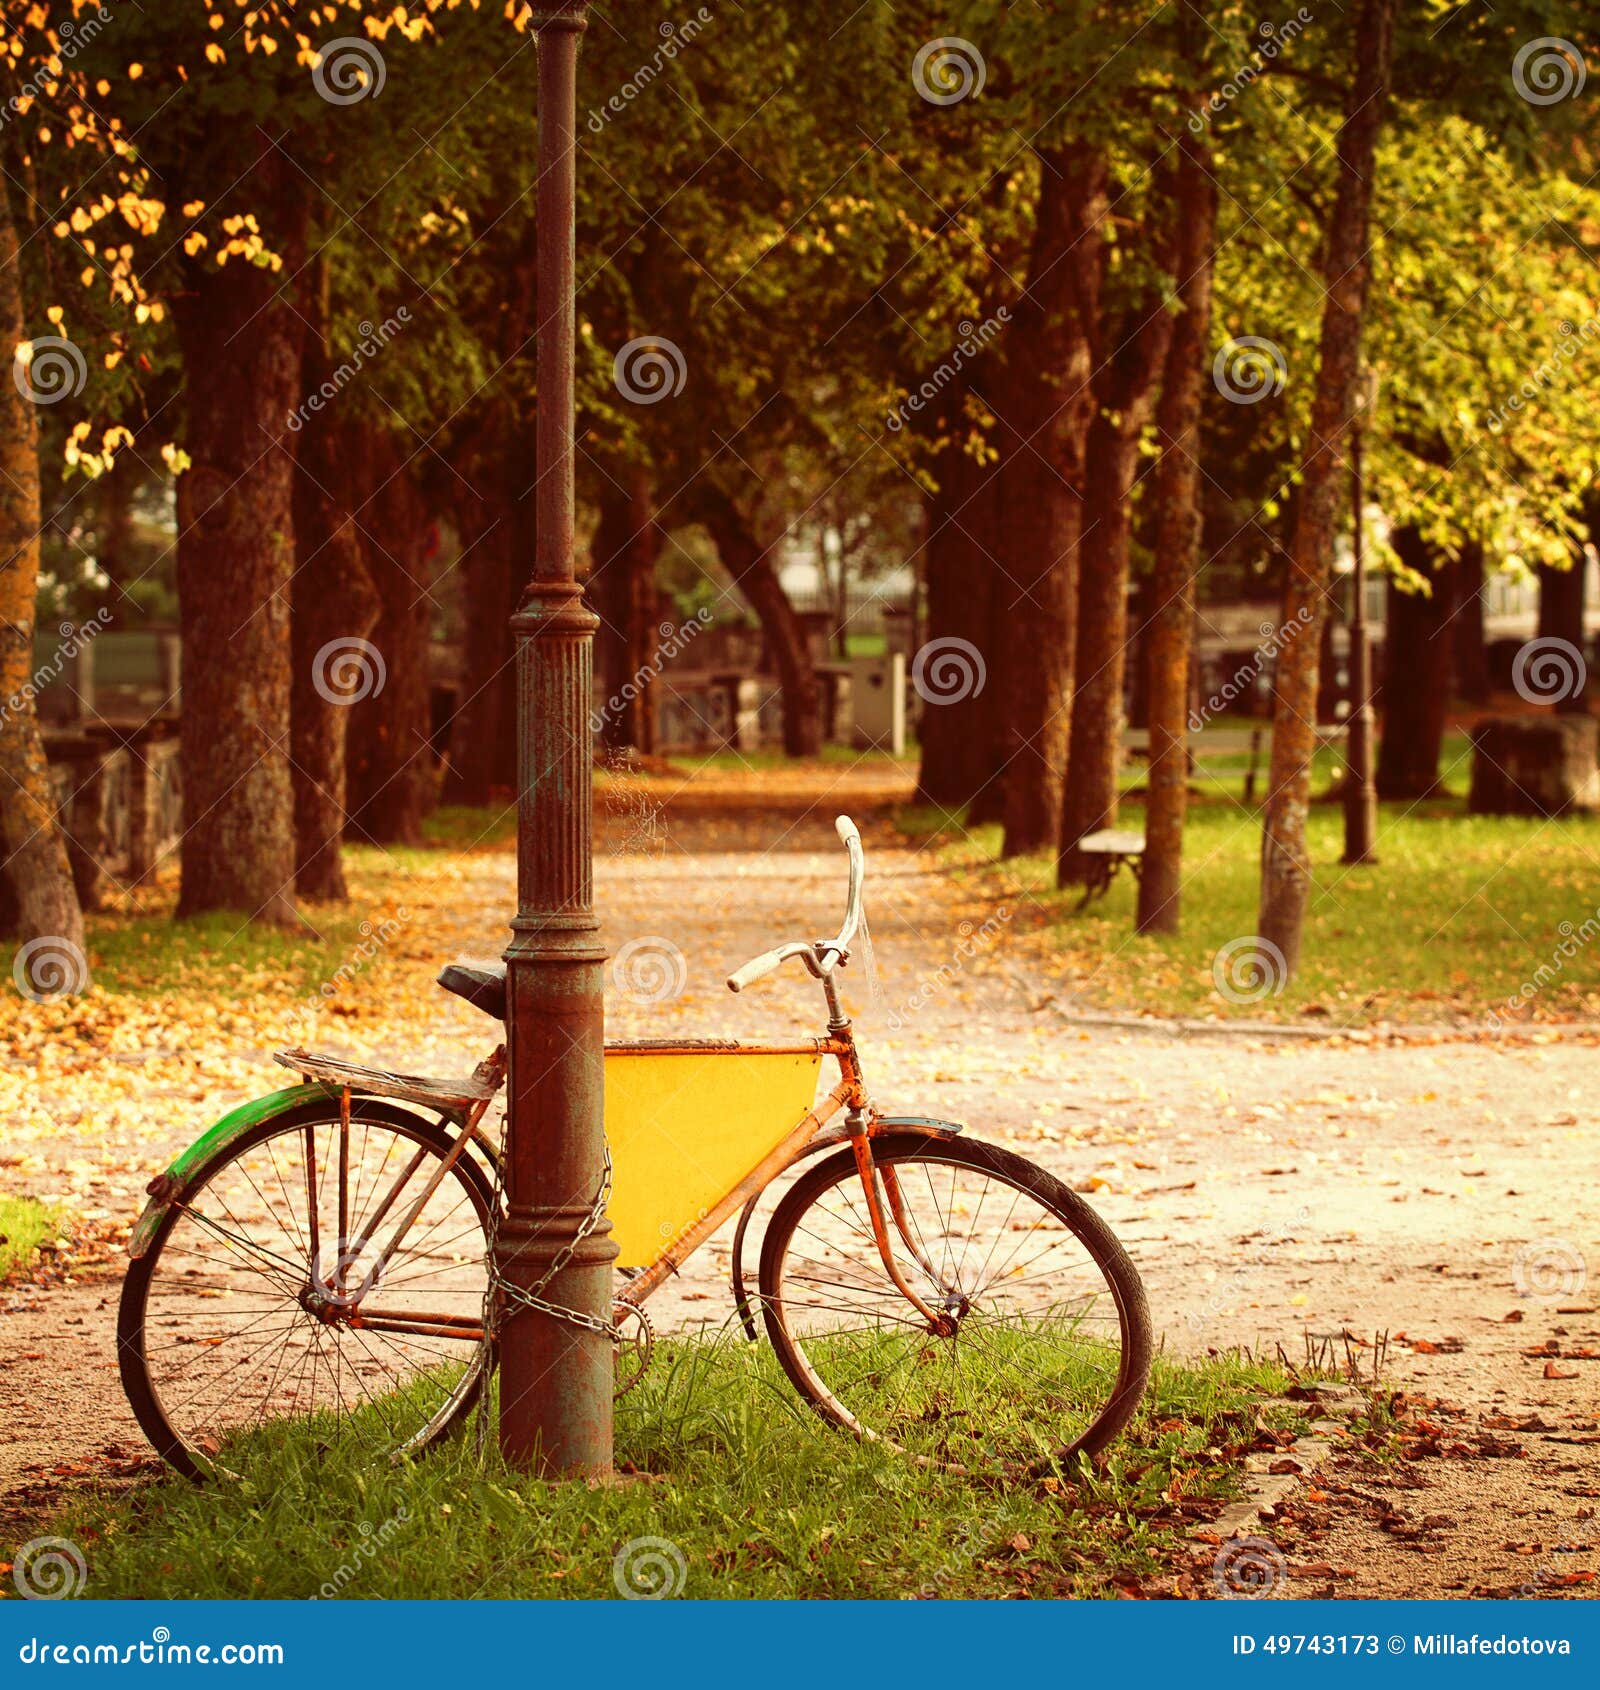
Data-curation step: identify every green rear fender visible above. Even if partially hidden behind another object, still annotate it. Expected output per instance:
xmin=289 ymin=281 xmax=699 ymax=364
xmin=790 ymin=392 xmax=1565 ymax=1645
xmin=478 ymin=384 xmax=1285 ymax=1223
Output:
xmin=125 ymin=1083 xmax=472 ymax=1259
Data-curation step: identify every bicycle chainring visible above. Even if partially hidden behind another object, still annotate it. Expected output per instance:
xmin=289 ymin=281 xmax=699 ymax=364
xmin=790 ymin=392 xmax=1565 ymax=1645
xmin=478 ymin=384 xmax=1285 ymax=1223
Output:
xmin=611 ymin=1302 xmax=654 ymax=1399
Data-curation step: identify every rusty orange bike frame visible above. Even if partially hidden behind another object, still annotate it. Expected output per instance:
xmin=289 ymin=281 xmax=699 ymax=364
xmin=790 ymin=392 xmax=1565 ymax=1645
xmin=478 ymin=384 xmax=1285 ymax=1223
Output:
xmin=608 ymin=813 xmax=960 ymax=1331
xmin=319 ymin=815 xmax=960 ymax=1350
xmin=331 ymin=1017 xmax=956 ymax=1349
xmin=613 ymin=996 xmax=958 ymax=1332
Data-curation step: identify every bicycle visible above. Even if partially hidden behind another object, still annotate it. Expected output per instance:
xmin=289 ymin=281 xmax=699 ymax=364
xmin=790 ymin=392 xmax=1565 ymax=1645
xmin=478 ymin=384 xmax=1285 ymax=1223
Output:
xmin=118 ymin=817 xmax=1152 ymax=1481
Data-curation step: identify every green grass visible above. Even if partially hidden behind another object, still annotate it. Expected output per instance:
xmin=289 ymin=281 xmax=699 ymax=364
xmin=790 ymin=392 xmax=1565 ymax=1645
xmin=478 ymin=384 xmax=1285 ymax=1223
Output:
xmin=420 ymin=804 xmax=519 ymax=851
xmin=87 ymin=905 xmax=384 ymax=999
xmin=1120 ymin=724 xmax=1473 ymax=801
xmin=902 ymin=727 xmax=1600 ymax=1026
xmin=79 ymin=841 xmax=449 ymax=1000
xmin=670 ymin=743 xmax=917 ymax=774
xmin=56 ymin=1337 xmax=1300 ymax=1599
xmin=0 ymin=1195 xmax=60 ymax=1281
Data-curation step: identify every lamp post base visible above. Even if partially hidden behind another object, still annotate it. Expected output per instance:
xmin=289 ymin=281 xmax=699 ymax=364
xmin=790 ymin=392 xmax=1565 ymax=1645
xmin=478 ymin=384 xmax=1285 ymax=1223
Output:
xmin=493 ymin=1198 xmax=617 ymax=1477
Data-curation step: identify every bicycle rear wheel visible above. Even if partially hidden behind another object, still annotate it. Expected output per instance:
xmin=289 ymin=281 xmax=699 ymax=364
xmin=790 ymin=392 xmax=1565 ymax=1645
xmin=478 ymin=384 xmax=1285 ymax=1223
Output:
xmin=119 ymin=1099 xmax=495 ymax=1481
xmin=758 ymin=1132 xmax=1150 ymax=1474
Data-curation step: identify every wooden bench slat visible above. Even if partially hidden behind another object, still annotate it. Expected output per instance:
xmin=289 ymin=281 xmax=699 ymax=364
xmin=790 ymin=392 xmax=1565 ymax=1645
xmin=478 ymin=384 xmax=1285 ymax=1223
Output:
xmin=1075 ymin=829 xmax=1145 ymax=855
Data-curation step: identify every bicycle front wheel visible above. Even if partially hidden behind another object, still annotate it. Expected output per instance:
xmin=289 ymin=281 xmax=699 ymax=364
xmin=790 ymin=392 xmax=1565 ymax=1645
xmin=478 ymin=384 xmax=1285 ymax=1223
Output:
xmin=119 ymin=1098 xmax=496 ymax=1481
xmin=758 ymin=1133 xmax=1151 ymax=1474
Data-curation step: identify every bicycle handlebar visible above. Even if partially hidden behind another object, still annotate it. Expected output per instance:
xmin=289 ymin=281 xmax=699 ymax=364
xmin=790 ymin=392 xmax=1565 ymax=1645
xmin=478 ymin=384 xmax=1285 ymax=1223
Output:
xmin=725 ymin=815 xmax=864 ymax=993
xmin=726 ymin=940 xmax=814 ymax=993
xmin=826 ymin=816 xmax=864 ymax=958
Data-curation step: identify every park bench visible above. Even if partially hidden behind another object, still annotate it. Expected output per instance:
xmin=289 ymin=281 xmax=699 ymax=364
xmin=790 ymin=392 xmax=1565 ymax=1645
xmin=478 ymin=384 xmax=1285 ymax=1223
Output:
xmin=1071 ymin=828 xmax=1145 ymax=909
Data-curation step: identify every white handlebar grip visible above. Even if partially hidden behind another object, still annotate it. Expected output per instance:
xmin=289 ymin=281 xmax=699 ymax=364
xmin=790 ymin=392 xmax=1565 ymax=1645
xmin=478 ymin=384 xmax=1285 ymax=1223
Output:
xmin=835 ymin=814 xmax=860 ymax=847
xmin=727 ymin=949 xmax=782 ymax=993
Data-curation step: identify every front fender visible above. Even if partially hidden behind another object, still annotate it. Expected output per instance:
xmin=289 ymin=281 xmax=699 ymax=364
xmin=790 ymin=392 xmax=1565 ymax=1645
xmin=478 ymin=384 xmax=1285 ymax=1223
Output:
xmin=728 ymin=1113 xmax=964 ymax=1340
xmin=871 ymin=1114 xmax=965 ymax=1137
xmin=128 ymin=1084 xmax=343 ymax=1259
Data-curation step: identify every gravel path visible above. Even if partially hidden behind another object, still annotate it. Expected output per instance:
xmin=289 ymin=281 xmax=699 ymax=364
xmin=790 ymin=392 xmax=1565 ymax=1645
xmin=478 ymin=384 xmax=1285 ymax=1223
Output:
xmin=2 ymin=767 xmax=1596 ymax=1597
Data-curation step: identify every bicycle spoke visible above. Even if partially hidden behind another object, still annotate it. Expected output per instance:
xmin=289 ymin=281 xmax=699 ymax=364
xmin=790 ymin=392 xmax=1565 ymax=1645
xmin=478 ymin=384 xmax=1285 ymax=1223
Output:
xmin=768 ymin=1147 xmax=1139 ymax=1473
xmin=172 ymin=1206 xmax=307 ymax=1293
xmin=156 ymin=1314 xmax=312 ymax=1420
xmin=136 ymin=1110 xmax=491 ymax=1474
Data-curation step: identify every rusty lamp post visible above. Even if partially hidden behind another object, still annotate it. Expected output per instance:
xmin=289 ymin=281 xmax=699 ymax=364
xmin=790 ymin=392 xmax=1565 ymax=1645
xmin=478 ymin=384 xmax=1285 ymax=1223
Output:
xmin=1342 ymin=362 xmax=1380 ymax=867
xmin=496 ymin=0 xmax=617 ymax=1476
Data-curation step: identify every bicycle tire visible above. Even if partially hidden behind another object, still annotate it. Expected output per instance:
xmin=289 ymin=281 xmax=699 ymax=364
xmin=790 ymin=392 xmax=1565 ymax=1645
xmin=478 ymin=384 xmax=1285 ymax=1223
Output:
xmin=757 ymin=1132 xmax=1152 ymax=1473
xmin=119 ymin=1098 xmax=497 ymax=1482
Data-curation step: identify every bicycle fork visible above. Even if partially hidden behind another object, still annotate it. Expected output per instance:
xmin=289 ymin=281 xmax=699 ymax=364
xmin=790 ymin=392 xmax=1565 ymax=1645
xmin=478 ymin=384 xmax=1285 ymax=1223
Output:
xmin=826 ymin=977 xmax=963 ymax=1335
xmin=846 ymin=1118 xmax=963 ymax=1334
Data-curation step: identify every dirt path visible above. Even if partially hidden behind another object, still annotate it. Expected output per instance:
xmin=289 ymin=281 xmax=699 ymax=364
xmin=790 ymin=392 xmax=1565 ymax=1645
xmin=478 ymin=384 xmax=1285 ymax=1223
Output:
xmin=2 ymin=766 xmax=1596 ymax=1596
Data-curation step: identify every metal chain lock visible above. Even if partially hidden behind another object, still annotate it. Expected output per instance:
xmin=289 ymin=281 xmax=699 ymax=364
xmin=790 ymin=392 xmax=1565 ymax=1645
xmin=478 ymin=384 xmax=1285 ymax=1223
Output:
xmin=475 ymin=1141 xmax=619 ymax=1455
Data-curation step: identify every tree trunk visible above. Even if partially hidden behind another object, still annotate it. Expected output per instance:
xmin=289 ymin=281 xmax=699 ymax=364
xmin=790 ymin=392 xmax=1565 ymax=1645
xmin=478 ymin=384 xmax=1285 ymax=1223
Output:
xmin=1453 ymin=540 xmax=1488 ymax=704
xmin=1055 ymin=416 xmax=1138 ymax=878
xmin=345 ymin=431 xmax=436 ymax=845
xmin=1058 ymin=274 xmax=1175 ymax=885
xmin=1375 ymin=528 xmax=1454 ymax=798
xmin=445 ymin=491 xmax=520 ymax=806
xmin=1258 ymin=0 xmax=1395 ymax=979
xmin=590 ymin=472 xmax=661 ymax=757
xmin=290 ymin=278 xmax=381 ymax=901
xmin=443 ymin=207 xmax=536 ymax=809
xmin=95 ymin=450 xmax=139 ymax=587
xmin=172 ymin=197 xmax=304 ymax=926
xmin=1126 ymin=572 xmax=1152 ymax=732
xmin=829 ymin=531 xmax=849 ymax=659
xmin=1537 ymin=554 xmax=1588 ymax=714
xmin=1138 ymin=133 xmax=1218 ymax=935
xmin=1315 ymin=613 xmax=1342 ymax=723
xmin=997 ymin=145 xmax=1108 ymax=857
xmin=915 ymin=430 xmax=1001 ymax=811
xmin=965 ymin=563 xmax=1012 ymax=826
xmin=701 ymin=491 xmax=819 ymax=756
xmin=0 ymin=173 xmax=86 ymax=979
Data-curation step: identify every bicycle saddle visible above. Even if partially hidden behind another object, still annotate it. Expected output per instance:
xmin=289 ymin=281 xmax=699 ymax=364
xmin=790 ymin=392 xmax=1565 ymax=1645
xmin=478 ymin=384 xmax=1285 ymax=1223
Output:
xmin=437 ymin=959 xmax=507 ymax=1019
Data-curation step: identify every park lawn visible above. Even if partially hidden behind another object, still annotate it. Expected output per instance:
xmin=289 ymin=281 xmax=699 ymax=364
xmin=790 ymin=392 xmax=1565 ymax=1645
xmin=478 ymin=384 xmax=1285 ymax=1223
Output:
xmin=67 ymin=843 xmax=450 ymax=1002
xmin=71 ymin=756 xmax=918 ymax=1001
xmin=85 ymin=901 xmax=398 ymax=1001
xmin=77 ymin=765 xmax=898 ymax=1005
xmin=902 ymin=740 xmax=1600 ymax=1028
xmin=420 ymin=803 xmax=520 ymax=851
xmin=672 ymin=742 xmax=915 ymax=775
xmin=58 ymin=1342 xmax=1304 ymax=1601
xmin=0 ymin=1195 xmax=60 ymax=1281
xmin=1115 ymin=725 xmax=1475 ymax=802
xmin=38 ymin=731 xmax=1600 ymax=1029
